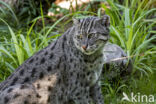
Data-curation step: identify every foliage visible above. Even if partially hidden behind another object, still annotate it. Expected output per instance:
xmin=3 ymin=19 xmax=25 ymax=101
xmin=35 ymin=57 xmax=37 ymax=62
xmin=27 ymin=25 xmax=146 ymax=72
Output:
xmin=0 ymin=0 xmax=156 ymax=103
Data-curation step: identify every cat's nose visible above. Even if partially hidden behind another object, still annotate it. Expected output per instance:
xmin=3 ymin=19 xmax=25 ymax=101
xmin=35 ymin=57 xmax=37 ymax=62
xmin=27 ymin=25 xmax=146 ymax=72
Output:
xmin=82 ymin=45 xmax=87 ymax=50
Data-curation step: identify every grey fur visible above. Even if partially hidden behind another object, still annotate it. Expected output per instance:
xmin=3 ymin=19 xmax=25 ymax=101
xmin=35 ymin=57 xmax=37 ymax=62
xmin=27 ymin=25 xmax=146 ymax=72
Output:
xmin=0 ymin=16 xmax=110 ymax=104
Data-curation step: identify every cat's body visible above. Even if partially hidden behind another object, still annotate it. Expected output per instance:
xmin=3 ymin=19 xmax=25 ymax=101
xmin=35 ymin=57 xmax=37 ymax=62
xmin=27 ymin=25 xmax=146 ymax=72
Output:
xmin=0 ymin=16 xmax=110 ymax=104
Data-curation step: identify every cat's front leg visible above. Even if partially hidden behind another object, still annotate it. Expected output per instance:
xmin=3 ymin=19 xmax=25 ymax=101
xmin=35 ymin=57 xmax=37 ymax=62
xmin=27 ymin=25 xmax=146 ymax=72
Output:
xmin=90 ymin=82 xmax=104 ymax=104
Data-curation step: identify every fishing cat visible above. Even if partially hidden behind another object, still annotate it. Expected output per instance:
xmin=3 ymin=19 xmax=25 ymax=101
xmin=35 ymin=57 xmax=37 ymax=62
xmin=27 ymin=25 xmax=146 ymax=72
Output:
xmin=0 ymin=15 xmax=110 ymax=104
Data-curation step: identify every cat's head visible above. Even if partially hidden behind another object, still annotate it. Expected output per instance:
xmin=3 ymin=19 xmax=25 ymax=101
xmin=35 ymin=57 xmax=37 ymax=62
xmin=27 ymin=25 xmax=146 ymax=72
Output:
xmin=73 ymin=15 xmax=110 ymax=55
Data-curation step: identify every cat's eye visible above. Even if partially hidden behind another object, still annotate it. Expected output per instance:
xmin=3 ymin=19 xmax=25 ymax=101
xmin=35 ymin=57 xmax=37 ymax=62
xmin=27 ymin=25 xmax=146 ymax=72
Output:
xmin=88 ymin=33 xmax=97 ymax=39
xmin=77 ymin=34 xmax=83 ymax=39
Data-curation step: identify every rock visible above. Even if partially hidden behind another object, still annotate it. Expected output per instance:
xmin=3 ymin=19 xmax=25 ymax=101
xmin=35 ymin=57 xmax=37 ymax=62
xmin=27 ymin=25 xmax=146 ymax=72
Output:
xmin=102 ymin=42 xmax=133 ymax=80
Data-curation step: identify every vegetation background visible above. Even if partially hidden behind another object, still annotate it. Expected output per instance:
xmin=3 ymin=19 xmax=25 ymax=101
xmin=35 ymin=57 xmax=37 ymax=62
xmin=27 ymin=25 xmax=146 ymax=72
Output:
xmin=0 ymin=0 xmax=156 ymax=103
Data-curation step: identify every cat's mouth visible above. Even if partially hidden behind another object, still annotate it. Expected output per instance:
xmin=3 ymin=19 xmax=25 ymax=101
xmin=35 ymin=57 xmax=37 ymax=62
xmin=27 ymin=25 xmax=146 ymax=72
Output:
xmin=81 ymin=46 xmax=99 ymax=55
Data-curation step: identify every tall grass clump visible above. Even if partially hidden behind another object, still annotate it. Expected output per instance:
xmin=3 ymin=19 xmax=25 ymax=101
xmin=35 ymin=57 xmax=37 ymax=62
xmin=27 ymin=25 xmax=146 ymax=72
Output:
xmin=102 ymin=0 xmax=156 ymax=76
xmin=0 ymin=17 xmax=61 ymax=81
xmin=99 ymin=0 xmax=156 ymax=103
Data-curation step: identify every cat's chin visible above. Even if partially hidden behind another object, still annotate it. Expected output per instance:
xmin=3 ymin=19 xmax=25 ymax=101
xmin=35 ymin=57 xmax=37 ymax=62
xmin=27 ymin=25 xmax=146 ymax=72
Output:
xmin=82 ymin=51 xmax=95 ymax=55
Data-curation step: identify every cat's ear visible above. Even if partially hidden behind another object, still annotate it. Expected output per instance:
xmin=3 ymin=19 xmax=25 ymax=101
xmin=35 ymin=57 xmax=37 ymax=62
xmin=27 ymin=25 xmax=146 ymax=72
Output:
xmin=99 ymin=15 xmax=110 ymax=27
xmin=72 ymin=18 xmax=80 ymax=25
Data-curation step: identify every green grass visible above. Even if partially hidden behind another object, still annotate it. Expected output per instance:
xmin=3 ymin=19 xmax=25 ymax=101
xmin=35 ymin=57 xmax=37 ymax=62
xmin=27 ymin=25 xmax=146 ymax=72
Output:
xmin=100 ymin=0 xmax=156 ymax=103
xmin=0 ymin=0 xmax=156 ymax=103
